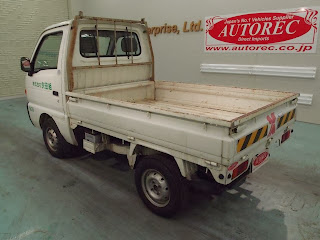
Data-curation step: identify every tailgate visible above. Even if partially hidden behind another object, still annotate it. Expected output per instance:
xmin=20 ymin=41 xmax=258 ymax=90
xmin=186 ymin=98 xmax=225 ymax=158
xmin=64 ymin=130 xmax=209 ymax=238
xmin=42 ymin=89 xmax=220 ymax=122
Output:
xmin=228 ymin=100 xmax=298 ymax=160
xmin=237 ymin=108 xmax=296 ymax=153
xmin=222 ymin=102 xmax=297 ymax=184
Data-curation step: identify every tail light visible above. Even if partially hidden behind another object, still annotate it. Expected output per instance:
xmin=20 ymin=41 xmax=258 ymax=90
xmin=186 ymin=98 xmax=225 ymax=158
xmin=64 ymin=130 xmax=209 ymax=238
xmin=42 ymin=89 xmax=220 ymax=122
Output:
xmin=25 ymin=89 xmax=27 ymax=95
xmin=228 ymin=162 xmax=238 ymax=171
xmin=281 ymin=130 xmax=291 ymax=143
xmin=232 ymin=160 xmax=249 ymax=179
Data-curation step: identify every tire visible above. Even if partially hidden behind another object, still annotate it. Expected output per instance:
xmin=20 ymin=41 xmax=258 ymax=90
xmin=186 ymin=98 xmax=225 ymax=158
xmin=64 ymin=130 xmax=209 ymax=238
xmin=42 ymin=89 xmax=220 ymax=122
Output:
xmin=135 ymin=155 xmax=188 ymax=217
xmin=42 ymin=118 xmax=72 ymax=158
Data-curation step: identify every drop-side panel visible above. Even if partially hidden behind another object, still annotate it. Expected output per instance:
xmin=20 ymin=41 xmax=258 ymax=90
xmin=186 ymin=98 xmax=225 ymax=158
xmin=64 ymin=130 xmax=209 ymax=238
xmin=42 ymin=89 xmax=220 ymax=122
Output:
xmin=67 ymin=98 xmax=226 ymax=163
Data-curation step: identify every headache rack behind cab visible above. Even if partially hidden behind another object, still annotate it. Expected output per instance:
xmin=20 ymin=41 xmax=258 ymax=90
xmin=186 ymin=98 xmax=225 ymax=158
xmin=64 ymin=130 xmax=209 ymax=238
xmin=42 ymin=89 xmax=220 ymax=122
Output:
xmin=67 ymin=11 xmax=155 ymax=92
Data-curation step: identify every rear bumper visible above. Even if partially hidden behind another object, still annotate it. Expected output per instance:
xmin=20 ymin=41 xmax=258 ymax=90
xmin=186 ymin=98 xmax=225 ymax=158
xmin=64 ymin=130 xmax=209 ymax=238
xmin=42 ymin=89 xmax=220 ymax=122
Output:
xmin=210 ymin=121 xmax=295 ymax=185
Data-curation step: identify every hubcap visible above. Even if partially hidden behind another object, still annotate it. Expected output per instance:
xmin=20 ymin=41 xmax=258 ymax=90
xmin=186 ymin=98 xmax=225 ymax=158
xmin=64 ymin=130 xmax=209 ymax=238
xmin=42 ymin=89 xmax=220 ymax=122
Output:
xmin=46 ymin=128 xmax=58 ymax=152
xmin=141 ymin=169 xmax=170 ymax=207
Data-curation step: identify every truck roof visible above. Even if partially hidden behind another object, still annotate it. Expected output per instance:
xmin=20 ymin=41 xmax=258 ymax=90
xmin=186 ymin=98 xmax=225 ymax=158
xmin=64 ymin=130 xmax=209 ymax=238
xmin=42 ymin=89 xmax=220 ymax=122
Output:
xmin=44 ymin=20 xmax=72 ymax=31
xmin=44 ymin=13 xmax=147 ymax=32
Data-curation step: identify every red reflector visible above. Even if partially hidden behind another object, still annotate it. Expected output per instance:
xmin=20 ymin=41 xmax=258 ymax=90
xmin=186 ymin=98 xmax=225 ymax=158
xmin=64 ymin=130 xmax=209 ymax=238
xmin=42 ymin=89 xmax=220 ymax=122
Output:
xmin=281 ymin=130 xmax=291 ymax=143
xmin=228 ymin=162 xmax=238 ymax=171
xmin=25 ymin=89 xmax=27 ymax=95
xmin=232 ymin=160 xmax=249 ymax=180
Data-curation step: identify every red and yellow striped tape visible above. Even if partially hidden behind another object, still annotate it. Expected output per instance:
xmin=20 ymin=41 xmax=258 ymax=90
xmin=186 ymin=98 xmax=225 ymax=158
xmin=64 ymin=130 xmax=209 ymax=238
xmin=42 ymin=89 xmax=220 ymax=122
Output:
xmin=237 ymin=125 xmax=268 ymax=153
xmin=277 ymin=109 xmax=296 ymax=129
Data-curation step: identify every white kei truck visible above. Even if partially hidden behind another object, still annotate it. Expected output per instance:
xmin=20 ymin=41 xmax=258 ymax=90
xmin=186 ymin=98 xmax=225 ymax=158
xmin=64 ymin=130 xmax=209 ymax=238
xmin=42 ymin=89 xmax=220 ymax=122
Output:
xmin=20 ymin=13 xmax=299 ymax=217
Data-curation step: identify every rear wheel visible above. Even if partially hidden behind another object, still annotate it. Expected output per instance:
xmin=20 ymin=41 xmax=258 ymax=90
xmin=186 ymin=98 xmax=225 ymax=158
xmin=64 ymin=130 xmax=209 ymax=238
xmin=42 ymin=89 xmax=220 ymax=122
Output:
xmin=42 ymin=118 xmax=72 ymax=158
xmin=141 ymin=169 xmax=170 ymax=207
xmin=135 ymin=155 xmax=187 ymax=217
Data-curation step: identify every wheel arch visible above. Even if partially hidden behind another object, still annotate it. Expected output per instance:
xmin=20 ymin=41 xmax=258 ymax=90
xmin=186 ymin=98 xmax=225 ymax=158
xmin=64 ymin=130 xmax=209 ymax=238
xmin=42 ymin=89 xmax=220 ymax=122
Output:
xmin=39 ymin=113 xmax=51 ymax=129
xmin=130 ymin=144 xmax=197 ymax=179
xmin=39 ymin=113 xmax=78 ymax=146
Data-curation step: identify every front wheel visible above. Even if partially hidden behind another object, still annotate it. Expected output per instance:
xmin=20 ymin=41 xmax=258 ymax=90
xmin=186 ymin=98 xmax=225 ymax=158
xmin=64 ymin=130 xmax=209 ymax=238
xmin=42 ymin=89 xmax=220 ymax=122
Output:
xmin=42 ymin=118 xmax=72 ymax=158
xmin=135 ymin=155 xmax=187 ymax=217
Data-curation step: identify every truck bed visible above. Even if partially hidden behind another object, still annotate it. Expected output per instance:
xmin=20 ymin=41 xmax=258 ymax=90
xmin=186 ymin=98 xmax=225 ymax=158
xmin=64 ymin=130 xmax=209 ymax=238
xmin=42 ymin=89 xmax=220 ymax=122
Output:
xmin=70 ymin=80 xmax=298 ymax=128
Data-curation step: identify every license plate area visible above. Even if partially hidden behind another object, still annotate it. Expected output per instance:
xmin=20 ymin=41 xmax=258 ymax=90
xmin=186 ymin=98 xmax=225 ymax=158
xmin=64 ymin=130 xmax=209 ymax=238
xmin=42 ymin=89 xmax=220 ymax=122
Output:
xmin=252 ymin=151 xmax=269 ymax=173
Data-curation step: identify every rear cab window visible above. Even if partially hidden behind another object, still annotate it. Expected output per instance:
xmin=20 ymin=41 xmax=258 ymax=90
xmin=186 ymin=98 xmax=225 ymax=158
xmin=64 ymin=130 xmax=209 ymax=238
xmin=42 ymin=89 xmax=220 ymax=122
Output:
xmin=80 ymin=30 xmax=141 ymax=58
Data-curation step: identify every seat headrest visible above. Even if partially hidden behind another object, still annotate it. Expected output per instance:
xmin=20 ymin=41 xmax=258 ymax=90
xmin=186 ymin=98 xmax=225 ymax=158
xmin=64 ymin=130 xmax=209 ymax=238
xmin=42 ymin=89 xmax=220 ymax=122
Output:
xmin=121 ymin=37 xmax=138 ymax=53
xmin=80 ymin=36 xmax=97 ymax=54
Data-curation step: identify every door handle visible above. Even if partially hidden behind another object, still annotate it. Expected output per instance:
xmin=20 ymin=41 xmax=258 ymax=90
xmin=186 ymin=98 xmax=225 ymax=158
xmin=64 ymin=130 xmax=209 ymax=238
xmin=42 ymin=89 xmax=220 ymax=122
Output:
xmin=53 ymin=91 xmax=59 ymax=96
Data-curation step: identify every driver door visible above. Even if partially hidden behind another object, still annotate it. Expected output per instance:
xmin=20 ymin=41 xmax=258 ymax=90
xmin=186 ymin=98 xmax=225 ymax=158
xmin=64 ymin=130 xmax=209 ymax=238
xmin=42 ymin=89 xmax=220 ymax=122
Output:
xmin=26 ymin=28 xmax=64 ymax=114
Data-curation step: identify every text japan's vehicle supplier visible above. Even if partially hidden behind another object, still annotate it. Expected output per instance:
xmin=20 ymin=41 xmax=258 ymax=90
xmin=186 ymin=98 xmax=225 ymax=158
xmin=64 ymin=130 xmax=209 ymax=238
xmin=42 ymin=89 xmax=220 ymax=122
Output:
xmin=20 ymin=12 xmax=299 ymax=217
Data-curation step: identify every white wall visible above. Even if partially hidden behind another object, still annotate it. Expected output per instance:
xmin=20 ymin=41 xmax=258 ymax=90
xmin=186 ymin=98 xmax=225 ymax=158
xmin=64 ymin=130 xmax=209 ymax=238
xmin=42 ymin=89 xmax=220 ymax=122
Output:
xmin=0 ymin=0 xmax=69 ymax=98
xmin=70 ymin=1 xmax=320 ymax=124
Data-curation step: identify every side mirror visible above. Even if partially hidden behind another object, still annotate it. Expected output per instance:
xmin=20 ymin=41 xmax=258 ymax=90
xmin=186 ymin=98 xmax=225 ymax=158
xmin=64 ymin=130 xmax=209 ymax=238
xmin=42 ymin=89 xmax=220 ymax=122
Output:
xmin=20 ymin=57 xmax=31 ymax=72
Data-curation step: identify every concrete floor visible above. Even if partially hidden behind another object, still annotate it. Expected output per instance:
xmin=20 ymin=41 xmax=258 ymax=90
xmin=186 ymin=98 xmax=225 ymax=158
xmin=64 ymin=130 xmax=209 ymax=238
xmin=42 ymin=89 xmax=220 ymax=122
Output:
xmin=0 ymin=97 xmax=319 ymax=240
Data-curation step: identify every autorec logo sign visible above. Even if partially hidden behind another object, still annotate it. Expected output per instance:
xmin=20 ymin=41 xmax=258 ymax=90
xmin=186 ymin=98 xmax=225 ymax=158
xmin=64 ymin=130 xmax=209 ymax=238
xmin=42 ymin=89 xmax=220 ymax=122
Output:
xmin=205 ymin=7 xmax=320 ymax=53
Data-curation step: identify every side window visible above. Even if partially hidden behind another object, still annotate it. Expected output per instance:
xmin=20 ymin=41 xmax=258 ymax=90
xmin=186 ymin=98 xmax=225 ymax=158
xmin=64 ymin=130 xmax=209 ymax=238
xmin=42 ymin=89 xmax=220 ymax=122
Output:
xmin=80 ymin=30 xmax=141 ymax=58
xmin=34 ymin=32 xmax=63 ymax=71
